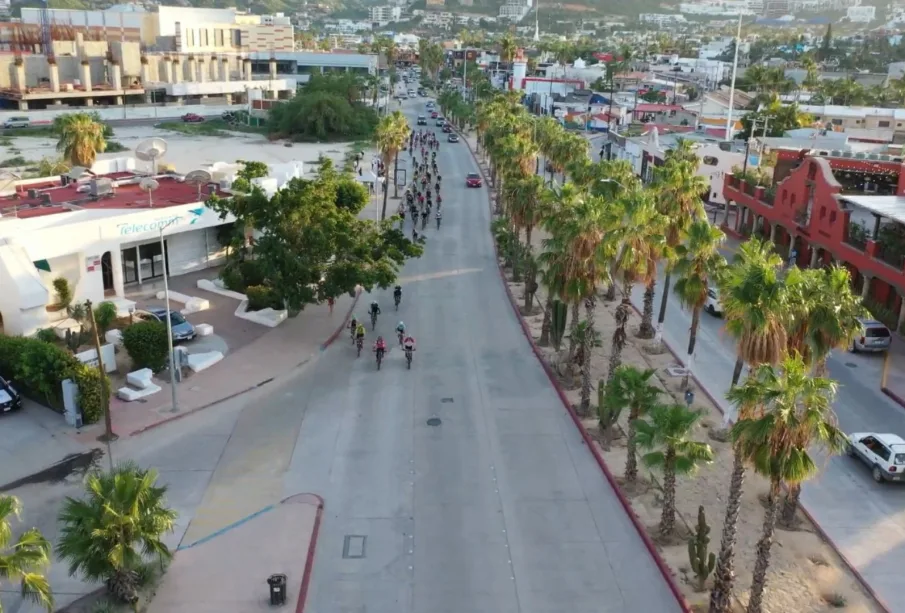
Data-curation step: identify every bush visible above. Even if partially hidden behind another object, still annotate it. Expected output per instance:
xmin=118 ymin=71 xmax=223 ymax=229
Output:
xmin=246 ymin=285 xmax=281 ymax=311
xmin=73 ymin=364 xmax=107 ymax=424
xmin=122 ymin=321 xmax=169 ymax=372
xmin=239 ymin=259 xmax=267 ymax=287
xmin=35 ymin=328 xmax=59 ymax=344
xmin=93 ymin=302 xmax=118 ymax=335
xmin=53 ymin=277 xmax=73 ymax=308
xmin=220 ymin=264 xmax=245 ymax=292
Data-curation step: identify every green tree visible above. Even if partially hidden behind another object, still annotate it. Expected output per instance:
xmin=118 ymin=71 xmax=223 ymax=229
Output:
xmin=605 ymin=365 xmax=661 ymax=483
xmin=0 ymin=495 xmax=53 ymax=613
xmin=374 ymin=110 xmax=410 ymax=218
xmin=55 ymin=113 xmax=107 ymax=167
xmin=56 ymin=463 xmax=177 ymax=604
xmin=819 ymin=23 xmax=832 ymax=61
xmin=634 ymin=402 xmax=713 ymax=538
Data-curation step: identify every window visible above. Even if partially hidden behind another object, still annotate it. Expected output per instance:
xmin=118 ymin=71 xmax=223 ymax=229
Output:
xmin=876 ymin=444 xmax=892 ymax=462
xmin=880 ymin=121 xmax=891 ymax=128
xmin=831 ymin=118 xmax=843 ymax=126
xmin=790 ymin=194 xmax=796 ymax=206
xmin=830 ymin=211 xmax=837 ymax=224
xmin=782 ymin=190 xmax=788 ymax=204
xmin=820 ymin=206 xmax=826 ymax=219
xmin=702 ymin=156 xmax=718 ymax=166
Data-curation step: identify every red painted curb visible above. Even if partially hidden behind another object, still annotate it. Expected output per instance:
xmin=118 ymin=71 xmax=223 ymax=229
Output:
xmin=459 ymin=134 xmax=690 ymax=612
xmin=625 ymin=302 xmax=893 ymax=613
xmin=128 ymin=290 xmax=362 ymax=437
xmin=882 ymin=386 xmax=905 ymax=411
xmin=293 ymin=493 xmax=325 ymax=613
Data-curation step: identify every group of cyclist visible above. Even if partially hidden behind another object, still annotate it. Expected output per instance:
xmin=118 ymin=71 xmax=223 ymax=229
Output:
xmin=349 ymin=287 xmax=416 ymax=369
xmin=400 ymin=129 xmax=444 ymax=237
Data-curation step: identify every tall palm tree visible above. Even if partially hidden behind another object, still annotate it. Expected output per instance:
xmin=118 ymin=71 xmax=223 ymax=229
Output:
xmin=374 ymin=110 xmax=410 ymax=219
xmin=57 ymin=463 xmax=177 ymax=604
xmin=0 ymin=495 xmax=53 ymax=613
xmin=508 ymin=175 xmax=545 ymax=311
xmin=606 ymin=365 xmax=661 ymax=483
xmin=55 ymin=112 xmax=107 ymax=167
xmin=672 ymin=221 xmax=727 ymax=388
xmin=730 ymin=356 xmax=845 ymax=613
xmin=498 ymin=32 xmax=517 ymax=65
xmin=606 ymin=188 xmax=667 ymax=382
xmin=645 ymin=143 xmax=709 ymax=341
xmin=634 ymin=402 xmax=713 ymax=538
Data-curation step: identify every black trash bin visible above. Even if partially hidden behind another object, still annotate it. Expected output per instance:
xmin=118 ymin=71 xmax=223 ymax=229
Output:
xmin=267 ymin=573 xmax=287 ymax=606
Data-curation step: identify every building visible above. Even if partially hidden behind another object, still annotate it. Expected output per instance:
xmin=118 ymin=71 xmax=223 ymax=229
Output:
xmin=369 ymin=5 xmax=404 ymax=24
xmin=847 ymin=5 xmax=876 ymax=20
xmin=640 ymin=13 xmax=688 ymax=25
xmin=723 ymin=149 xmax=905 ymax=328
xmin=498 ymin=0 xmax=532 ymax=21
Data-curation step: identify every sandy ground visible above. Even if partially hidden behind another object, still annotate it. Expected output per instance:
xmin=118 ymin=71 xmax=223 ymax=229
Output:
xmin=498 ymin=220 xmax=882 ymax=613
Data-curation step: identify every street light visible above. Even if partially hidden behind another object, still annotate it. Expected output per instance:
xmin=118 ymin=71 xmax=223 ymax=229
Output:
xmin=159 ymin=221 xmax=179 ymax=414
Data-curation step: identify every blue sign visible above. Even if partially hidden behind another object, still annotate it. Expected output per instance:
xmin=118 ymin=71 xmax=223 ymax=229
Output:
xmin=117 ymin=207 xmax=205 ymax=236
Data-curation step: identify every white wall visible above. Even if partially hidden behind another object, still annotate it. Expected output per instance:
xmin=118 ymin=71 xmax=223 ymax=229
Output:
xmin=0 ymin=242 xmax=50 ymax=336
xmin=157 ymin=6 xmax=238 ymax=36
xmin=0 ymin=103 xmax=245 ymax=126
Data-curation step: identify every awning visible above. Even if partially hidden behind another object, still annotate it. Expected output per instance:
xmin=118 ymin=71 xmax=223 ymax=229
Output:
xmin=33 ymin=259 xmax=51 ymax=272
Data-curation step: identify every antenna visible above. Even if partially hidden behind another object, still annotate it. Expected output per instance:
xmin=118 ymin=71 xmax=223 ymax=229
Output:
xmin=183 ymin=169 xmax=213 ymax=200
xmin=0 ymin=170 xmax=21 ymax=193
xmin=139 ymin=177 xmax=159 ymax=207
xmin=135 ymin=138 xmax=168 ymax=175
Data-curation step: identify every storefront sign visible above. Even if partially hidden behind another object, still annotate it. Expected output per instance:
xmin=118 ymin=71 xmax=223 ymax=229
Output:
xmin=75 ymin=344 xmax=117 ymax=373
xmin=116 ymin=207 xmax=205 ymax=237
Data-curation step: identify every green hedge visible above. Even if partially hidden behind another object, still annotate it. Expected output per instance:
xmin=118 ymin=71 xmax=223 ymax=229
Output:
xmin=246 ymin=285 xmax=282 ymax=311
xmin=0 ymin=335 xmax=107 ymax=424
xmin=122 ymin=321 xmax=169 ymax=373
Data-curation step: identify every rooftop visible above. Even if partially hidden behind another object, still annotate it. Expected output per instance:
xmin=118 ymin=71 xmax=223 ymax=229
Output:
xmin=0 ymin=171 xmax=224 ymax=220
xmin=837 ymin=195 xmax=905 ymax=226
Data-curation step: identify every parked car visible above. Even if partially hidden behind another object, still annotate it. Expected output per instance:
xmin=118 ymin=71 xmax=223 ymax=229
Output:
xmin=426 ymin=101 xmax=434 ymax=109
xmin=704 ymin=287 xmax=722 ymax=316
xmin=448 ymin=133 xmax=459 ymax=143
xmin=418 ymin=89 xmax=427 ymax=96
xmin=181 ymin=113 xmax=204 ymax=123
xmin=436 ymin=118 xmax=445 ymax=127
xmin=847 ymin=432 xmax=905 ymax=482
xmin=851 ymin=318 xmax=891 ymax=353
xmin=466 ymin=172 xmax=483 ymax=188
xmin=430 ymin=111 xmax=439 ymax=118
xmin=417 ymin=115 xmax=428 ymax=125
xmin=3 ymin=116 xmax=30 ymax=129
xmin=0 ymin=375 xmax=23 ymax=414
xmin=136 ymin=308 xmax=196 ymax=342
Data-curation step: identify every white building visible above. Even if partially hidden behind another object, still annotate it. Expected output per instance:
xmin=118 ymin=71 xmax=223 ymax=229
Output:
xmin=0 ymin=157 xmax=310 ymax=337
xmin=847 ymin=5 xmax=876 ymax=20
xmin=498 ymin=0 xmax=532 ymax=21
xmin=679 ymin=1 xmax=754 ymax=15
xmin=323 ymin=19 xmax=374 ymax=33
xmin=698 ymin=37 xmax=735 ymax=59
xmin=369 ymin=5 xmax=404 ymax=24
xmin=640 ymin=13 xmax=688 ymax=25
xmin=420 ymin=10 xmax=455 ymax=26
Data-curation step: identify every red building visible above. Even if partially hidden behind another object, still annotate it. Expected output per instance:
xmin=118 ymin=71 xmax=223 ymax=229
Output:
xmin=723 ymin=149 xmax=905 ymax=330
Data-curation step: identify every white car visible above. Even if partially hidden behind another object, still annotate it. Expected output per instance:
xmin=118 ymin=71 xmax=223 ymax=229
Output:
xmin=704 ymin=287 xmax=722 ymax=316
xmin=847 ymin=432 xmax=905 ymax=483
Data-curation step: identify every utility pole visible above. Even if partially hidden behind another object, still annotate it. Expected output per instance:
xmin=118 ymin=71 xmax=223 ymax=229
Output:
xmin=86 ymin=300 xmax=115 ymax=472
xmin=160 ymin=225 xmax=179 ymax=414
xmin=725 ymin=13 xmax=742 ymax=142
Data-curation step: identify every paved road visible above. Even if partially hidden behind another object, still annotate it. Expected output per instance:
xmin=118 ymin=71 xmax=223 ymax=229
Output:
xmin=631 ymin=259 xmax=905 ymax=612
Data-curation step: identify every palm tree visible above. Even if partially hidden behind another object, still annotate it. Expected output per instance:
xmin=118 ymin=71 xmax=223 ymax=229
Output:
xmin=730 ymin=356 xmax=845 ymax=613
xmin=605 ymin=365 xmax=661 ymax=483
xmin=634 ymin=402 xmax=713 ymax=538
xmin=498 ymin=32 xmax=517 ymax=65
xmin=374 ymin=110 xmax=410 ymax=219
xmin=672 ymin=221 xmax=727 ymax=388
xmin=0 ymin=495 xmax=53 ymax=613
xmin=644 ymin=142 xmax=709 ymax=341
xmin=55 ymin=112 xmax=107 ymax=167
xmin=607 ymin=188 xmax=667 ymax=382
xmin=56 ymin=463 xmax=177 ymax=604
xmin=508 ymin=175 xmax=545 ymax=311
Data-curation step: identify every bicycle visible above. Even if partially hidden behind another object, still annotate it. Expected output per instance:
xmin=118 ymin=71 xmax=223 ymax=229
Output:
xmin=397 ymin=330 xmax=404 ymax=345
xmin=436 ymin=215 xmax=442 ymax=230
xmin=370 ymin=311 xmax=378 ymax=330
xmin=405 ymin=349 xmax=413 ymax=370
xmin=376 ymin=348 xmax=385 ymax=370
xmin=356 ymin=336 xmax=364 ymax=357
xmin=394 ymin=294 xmax=401 ymax=310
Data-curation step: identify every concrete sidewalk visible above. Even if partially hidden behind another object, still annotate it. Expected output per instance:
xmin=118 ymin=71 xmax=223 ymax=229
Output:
xmin=148 ymin=493 xmax=322 ymax=613
xmin=70 ymin=292 xmax=359 ymax=442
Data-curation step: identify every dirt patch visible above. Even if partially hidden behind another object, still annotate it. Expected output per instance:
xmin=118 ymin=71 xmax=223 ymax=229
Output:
xmin=495 ymin=222 xmax=883 ymax=613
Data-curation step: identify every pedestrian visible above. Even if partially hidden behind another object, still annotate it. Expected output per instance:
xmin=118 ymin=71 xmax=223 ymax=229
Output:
xmin=328 ymin=297 xmax=335 ymax=314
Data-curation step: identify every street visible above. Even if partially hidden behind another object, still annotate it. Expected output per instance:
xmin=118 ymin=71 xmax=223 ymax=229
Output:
xmin=631 ymin=254 xmax=905 ymax=612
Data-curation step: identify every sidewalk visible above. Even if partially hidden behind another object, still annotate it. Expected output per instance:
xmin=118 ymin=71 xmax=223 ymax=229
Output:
xmin=148 ymin=493 xmax=322 ymax=613
xmin=69 ymin=292 xmax=358 ymax=441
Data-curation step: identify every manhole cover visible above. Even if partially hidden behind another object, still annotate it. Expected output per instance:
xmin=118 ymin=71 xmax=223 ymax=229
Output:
xmin=845 ymin=362 xmax=858 ymax=368
xmin=441 ymin=397 xmax=454 ymax=403
xmin=427 ymin=418 xmax=442 ymax=426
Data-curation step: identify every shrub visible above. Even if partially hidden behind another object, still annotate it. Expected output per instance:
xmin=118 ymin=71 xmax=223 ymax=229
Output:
xmin=220 ymin=264 xmax=245 ymax=293
xmin=239 ymin=259 xmax=266 ymax=287
xmin=122 ymin=321 xmax=169 ymax=372
xmin=245 ymin=285 xmax=281 ymax=311
xmin=73 ymin=364 xmax=107 ymax=425
xmin=53 ymin=277 xmax=73 ymax=308
xmin=35 ymin=328 xmax=59 ymax=344
xmin=93 ymin=302 xmax=118 ymax=335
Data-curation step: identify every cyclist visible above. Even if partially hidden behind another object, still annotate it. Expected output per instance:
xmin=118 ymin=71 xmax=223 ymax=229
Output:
xmin=373 ymin=335 xmax=387 ymax=359
xmin=436 ymin=210 xmax=442 ymax=229
xmin=349 ymin=315 xmax=359 ymax=343
xmin=369 ymin=300 xmax=381 ymax=324
xmin=395 ymin=320 xmax=406 ymax=343
xmin=393 ymin=285 xmax=402 ymax=309
xmin=354 ymin=321 xmax=366 ymax=350
xmin=421 ymin=209 xmax=429 ymax=229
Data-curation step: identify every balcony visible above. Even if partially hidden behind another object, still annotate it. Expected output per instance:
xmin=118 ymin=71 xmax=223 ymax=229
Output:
xmin=874 ymin=242 xmax=905 ymax=270
xmin=723 ymin=173 xmax=773 ymax=212
xmin=844 ymin=228 xmax=868 ymax=251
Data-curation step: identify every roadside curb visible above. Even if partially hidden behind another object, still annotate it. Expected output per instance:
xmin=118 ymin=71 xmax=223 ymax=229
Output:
xmin=625 ymin=303 xmax=892 ymax=613
xmin=288 ymin=493 xmax=325 ymax=613
xmin=128 ymin=290 xmax=362 ymax=437
xmin=459 ymin=133 xmax=691 ymax=612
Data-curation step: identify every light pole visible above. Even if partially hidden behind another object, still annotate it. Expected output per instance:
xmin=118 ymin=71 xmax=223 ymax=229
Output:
xmin=159 ymin=222 xmax=179 ymax=413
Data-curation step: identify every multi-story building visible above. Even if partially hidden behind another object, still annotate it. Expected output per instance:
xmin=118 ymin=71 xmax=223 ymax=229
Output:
xmin=679 ymin=1 xmax=754 ymax=15
xmin=498 ymin=0 xmax=532 ymax=21
xmin=847 ymin=5 xmax=876 ymax=20
xmin=369 ymin=5 xmax=404 ymax=24
xmin=420 ymin=10 xmax=454 ymax=26
xmin=640 ymin=13 xmax=688 ymax=25
xmin=723 ymin=148 xmax=905 ymax=328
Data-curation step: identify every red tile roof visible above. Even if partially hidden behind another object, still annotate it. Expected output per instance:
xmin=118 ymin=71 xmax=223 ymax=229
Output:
xmin=634 ymin=103 xmax=686 ymax=113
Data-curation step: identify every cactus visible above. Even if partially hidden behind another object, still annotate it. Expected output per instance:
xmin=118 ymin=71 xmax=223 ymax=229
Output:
xmin=550 ymin=300 xmax=568 ymax=350
xmin=688 ymin=505 xmax=716 ymax=591
xmin=597 ymin=378 xmax=622 ymax=449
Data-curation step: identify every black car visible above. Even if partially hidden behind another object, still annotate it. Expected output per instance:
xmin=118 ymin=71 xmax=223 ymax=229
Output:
xmin=0 ymin=375 xmax=23 ymax=413
xmin=417 ymin=115 xmax=427 ymax=125
xmin=442 ymin=124 xmax=452 ymax=133
xmin=448 ymin=133 xmax=459 ymax=143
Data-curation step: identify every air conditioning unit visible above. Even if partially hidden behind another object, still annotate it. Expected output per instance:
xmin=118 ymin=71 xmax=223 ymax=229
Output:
xmin=817 ymin=150 xmax=829 ymax=156
xmin=89 ymin=178 xmax=114 ymax=198
xmin=27 ymin=189 xmax=38 ymax=199
xmin=40 ymin=193 xmax=52 ymax=205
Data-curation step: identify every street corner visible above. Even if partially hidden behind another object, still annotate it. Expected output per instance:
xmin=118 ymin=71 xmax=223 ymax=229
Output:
xmin=149 ymin=493 xmax=323 ymax=613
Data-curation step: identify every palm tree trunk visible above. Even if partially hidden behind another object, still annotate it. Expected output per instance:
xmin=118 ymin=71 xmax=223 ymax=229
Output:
xmin=709 ymin=450 xmax=747 ymax=613
xmin=567 ymin=301 xmax=580 ymax=362
xmin=638 ymin=280 xmax=656 ymax=338
xmin=746 ymin=481 xmax=782 ymax=613
xmin=539 ymin=293 xmax=553 ymax=346
xmin=656 ymin=271 xmax=672 ymax=343
xmin=608 ymin=293 xmax=631 ymax=382
xmin=380 ymin=162 xmax=390 ymax=221
xmin=659 ymin=449 xmax=677 ymax=538
xmin=523 ymin=226 xmax=535 ymax=313
xmin=779 ymin=484 xmax=801 ymax=527
xmin=579 ymin=297 xmax=596 ymax=415
xmin=624 ymin=406 xmax=640 ymax=482
xmin=392 ymin=150 xmax=400 ymax=198
xmin=683 ymin=306 xmax=701 ymax=389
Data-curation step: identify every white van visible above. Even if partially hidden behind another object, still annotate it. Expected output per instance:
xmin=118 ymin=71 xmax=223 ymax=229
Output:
xmin=3 ymin=116 xmax=30 ymax=129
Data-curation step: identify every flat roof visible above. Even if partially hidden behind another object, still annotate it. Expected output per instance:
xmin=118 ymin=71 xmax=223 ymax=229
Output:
xmin=0 ymin=172 xmax=224 ymax=220
xmin=836 ymin=195 xmax=905 ymax=226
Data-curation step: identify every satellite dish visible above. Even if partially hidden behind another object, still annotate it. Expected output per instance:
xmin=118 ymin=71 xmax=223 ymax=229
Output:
xmin=67 ymin=166 xmax=89 ymax=180
xmin=135 ymin=138 xmax=168 ymax=175
xmin=139 ymin=177 xmax=159 ymax=207
xmin=183 ymin=169 xmax=213 ymax=200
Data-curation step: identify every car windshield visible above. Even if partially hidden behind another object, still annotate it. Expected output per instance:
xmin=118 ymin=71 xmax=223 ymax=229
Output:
xmin=467 ymin=173 xmax=479 ymax=179
xmin=866 ymin=327 xmax=890 ymax=338
xmin=896 ymin=453 xmax=905 ymax=465
xmin=169 ymin=312 xmax=187 ymax=325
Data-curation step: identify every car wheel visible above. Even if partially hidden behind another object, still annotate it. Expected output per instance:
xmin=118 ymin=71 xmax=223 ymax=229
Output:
xmin=850 ymin=341 xmax=858 ymax=353
xmin=873 ymin=465 xmax=885 ymax=483
xmin=706 ymin=304 xmax=714 ymax=315
xmin=846 ymin=443 xmax=855 ymax=457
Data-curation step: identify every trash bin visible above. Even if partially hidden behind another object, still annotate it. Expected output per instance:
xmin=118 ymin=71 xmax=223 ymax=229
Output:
xmin=267 ymin=573 xmax=287 ymax=606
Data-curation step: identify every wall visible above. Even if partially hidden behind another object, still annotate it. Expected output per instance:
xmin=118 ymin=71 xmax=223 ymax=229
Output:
xmin=154 ymin=79 xmax=293 ymax=97
xmin=0 ymin=242 xmax=50 ymax=336
xmin=164 ymin=226 xmax=219 ymax=276
xmin=0 ymin=103 xmax=244 ymax=125
xmin=158 ymin=6 xmax=237 ymax=36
